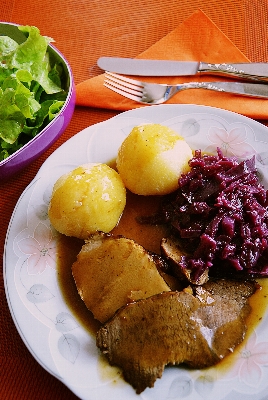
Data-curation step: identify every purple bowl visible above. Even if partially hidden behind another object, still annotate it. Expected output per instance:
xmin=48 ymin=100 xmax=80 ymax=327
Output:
xmin=0 ymin=22 xmax=76 ymax=181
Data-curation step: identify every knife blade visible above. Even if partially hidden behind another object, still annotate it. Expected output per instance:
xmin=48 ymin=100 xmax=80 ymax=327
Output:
xmin=97 ymin=57 xmax=268 ymax=81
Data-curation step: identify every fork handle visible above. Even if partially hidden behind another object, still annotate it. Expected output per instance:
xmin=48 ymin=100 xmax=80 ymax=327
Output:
xmin=176 ymin=81 xmax=268 ymax=99
xmin=199 ymin=62 xmax=268 ymax=81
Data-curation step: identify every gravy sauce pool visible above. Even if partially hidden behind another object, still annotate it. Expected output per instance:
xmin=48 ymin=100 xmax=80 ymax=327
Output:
xmin=57 ymin=189 xmax=268 ymax=373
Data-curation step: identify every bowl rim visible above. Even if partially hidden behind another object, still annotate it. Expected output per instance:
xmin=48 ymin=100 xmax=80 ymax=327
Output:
xmin=0 ymin=22 xmax=75 ymax=167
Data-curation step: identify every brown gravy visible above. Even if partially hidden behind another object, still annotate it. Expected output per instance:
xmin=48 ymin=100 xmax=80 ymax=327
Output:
xmin=57 ymin=190 xmax=268 ymax=369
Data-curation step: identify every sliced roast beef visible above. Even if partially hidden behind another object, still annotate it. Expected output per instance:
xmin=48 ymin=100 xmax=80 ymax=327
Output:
xmin=96 ymin=279 xmax=258 ymax=394
xmin=161 ymin=236 xmax=209 ymax=285
xmin=72 ymin=231 xmax=171 ymax=323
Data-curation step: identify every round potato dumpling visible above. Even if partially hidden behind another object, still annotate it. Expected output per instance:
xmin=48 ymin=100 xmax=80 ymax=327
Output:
xmin=48 ymin=163 xmax=126 ymax=239
xmin=116 ymin=123 xmax=193 ymax=195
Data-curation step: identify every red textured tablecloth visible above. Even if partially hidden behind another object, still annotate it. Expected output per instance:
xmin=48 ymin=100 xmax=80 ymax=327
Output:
xmin=1 ymin=1 xmax=268 ymax=399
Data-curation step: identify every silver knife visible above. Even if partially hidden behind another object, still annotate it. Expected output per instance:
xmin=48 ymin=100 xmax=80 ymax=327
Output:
xmin=97 ymin=57 xmax=268 ymax=81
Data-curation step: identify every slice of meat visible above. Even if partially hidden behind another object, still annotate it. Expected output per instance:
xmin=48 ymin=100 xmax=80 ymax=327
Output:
xmin=72 ymin=232 xmax=171 ymax=323
xmin=161 ymin=236 xmax=209 ymax=285
xmin=96 ymin=280 xmax=258 ymax=394
xmin=200 ymin=278 xmax=260 ymax=309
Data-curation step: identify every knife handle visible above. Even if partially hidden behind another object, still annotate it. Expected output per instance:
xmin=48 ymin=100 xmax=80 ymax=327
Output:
xmin=199 ymin=62 xmax=268 ymax=81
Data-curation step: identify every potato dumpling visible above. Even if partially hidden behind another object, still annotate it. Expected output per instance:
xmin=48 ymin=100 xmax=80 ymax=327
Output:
xmin=48 ymin=163 xmax=126 ymax=239
xmin=116 ymin=123 xmax=193 ymax=195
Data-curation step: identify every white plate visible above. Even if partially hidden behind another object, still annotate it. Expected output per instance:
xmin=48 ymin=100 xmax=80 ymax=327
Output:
xmin=4 ymin=104 xmax=268 ymax=400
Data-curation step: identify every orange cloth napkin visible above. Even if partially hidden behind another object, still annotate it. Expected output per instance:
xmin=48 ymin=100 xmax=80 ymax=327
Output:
xmin=76 ymin=10 xmax=268 ymax=119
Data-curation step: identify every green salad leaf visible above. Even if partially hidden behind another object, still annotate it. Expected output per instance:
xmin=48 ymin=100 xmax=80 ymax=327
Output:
xmin=0 ymin=25 xmax=67 ymax=161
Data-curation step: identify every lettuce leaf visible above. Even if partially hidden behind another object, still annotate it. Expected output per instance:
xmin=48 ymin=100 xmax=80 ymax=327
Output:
xmin=0 ymin=25 xmax=67 ymax=161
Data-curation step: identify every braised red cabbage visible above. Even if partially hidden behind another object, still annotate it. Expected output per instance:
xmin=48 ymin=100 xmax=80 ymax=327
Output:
xmin=161 ymin=148 xmax=268 ymax=280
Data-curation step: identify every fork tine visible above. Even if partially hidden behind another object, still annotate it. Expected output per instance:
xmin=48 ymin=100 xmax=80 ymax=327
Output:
xmin=104 ymin=76 xmax=142 ymax=94
xmin=105 ymin=71 xmax=143 ymax=88
xmin=104 ymin=81 xmax=143 ymax=102
xmin=104 ymin=72 xmax=143 ymax=94
xmin=104 ymin=71 xmax=144 ymax=102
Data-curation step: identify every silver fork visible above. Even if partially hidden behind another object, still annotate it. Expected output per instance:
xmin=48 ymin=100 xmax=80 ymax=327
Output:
xmin=104 ymin=71 xmax=268 ymax=104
